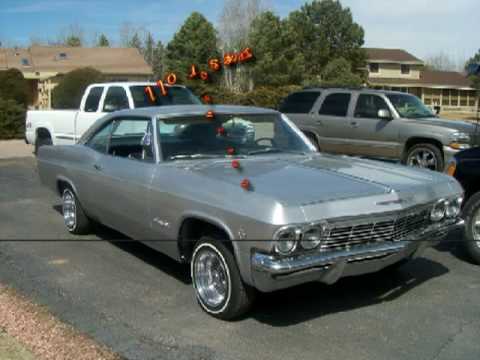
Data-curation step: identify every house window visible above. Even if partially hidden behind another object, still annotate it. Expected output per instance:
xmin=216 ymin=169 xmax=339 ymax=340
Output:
xmin=401 ymin=65 xmax=410 ymax=74
xmin=369 ymin=63 xmax=379 ymax=73
xmin=21 ymin=58 xmax=30 ymax=66
xmin=58 ymin=52 xmax=68 ymax=60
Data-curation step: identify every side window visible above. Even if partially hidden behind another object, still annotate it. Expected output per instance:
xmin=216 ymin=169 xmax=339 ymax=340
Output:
xmin=103 ymin=87 xmax=129 ymax=112
xmin=319 ymin=93 xmax=351 ymax=117
xmin=86 ymin=122 xmax=113 ymax=153
xmin=279 ymin=92 xmax=320 ymax=113
xmin=109 ymin=118 xmax=154 ymax=162
xmin=354 ymin=95 xmax=390 ymax=118
xmin=84 ymin=87 xmax=104 ymax=112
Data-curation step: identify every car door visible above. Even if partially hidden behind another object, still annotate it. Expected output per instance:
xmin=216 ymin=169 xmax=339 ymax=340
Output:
xmin=90 ymin=116 xmax=156 ymax=239
xmin=75 ymin=86 xmax=106 ymax=141
xmin=349 ymin=93 xmax=402 ymax=158
xmin=313 ymin=92 xmax=356 ymax=155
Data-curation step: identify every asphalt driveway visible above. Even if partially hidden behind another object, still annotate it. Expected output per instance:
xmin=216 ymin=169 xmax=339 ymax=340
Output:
xmin=0 ymin=157 xmax=479 ymax=360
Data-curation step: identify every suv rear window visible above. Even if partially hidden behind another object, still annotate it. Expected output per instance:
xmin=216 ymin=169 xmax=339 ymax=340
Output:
xmin=279 ymin=92 xmax=320 ymax=113
xmin=319 ymin=93 xmax=351 ymax=117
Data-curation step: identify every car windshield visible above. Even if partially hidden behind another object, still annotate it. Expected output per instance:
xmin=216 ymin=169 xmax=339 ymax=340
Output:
xmin=387 ymin=94 xmax=435 ymax=119
xmin=130 ymin=86 xmax=202 ymax=108
xmin=157 ymin=113 xmax=312 ymax=161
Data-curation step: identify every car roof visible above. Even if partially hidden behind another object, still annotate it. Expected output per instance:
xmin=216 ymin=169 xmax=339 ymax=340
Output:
xmin=111 ymin=105 xmax=279 ymax=118
xmin=79 ymin=105 xmax=279 ymax=144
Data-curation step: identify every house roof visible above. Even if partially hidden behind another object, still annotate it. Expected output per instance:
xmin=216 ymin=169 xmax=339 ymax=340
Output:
xmin=369 ymin=70 xmax=474 ymax=89
xmin=0 ymin=46 xmax=152 ymax=76
xmin=365 ymin=48 xmax=424 ymax=65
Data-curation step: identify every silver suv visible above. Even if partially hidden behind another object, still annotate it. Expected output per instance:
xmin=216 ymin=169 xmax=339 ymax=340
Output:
xmin=280 ymin=88 xmax=480 ymax=171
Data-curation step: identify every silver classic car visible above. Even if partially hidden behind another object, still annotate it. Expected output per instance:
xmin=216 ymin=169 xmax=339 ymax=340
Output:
xmin=37 ymin=105 xmax=464 ymax=319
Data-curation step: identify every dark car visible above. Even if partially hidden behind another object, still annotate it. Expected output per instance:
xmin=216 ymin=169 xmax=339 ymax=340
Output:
xmin=446 ymin=145 xmax=480 ymax=264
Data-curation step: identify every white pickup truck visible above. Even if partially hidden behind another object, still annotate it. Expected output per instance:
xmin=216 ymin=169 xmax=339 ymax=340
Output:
xmin=26 ymin=82 xmax=201 ymax=153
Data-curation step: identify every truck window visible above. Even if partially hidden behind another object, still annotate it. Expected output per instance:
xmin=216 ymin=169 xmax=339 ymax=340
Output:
xmin=279 ymin=92 xmax=320 ymax=113
xmin=130 ymin=86 xmax=201 ymax=108
xmin=84 ymin=87 xmax=104 ymax=112
xmin=319 ymin=93 xmax=351 ymax=117
xmin=103 ymin=87 xmax=130 ymax=112
xmin=354 ymin=94 xmax=389 ymax=118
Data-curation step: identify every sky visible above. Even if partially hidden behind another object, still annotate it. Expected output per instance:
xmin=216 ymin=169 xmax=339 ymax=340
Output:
xmin=0 ymin=0 xmax=477 ymax=64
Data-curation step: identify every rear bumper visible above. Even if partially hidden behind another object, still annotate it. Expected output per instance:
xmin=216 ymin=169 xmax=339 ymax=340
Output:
xmin=251 ymin=218 xmax=462 ymax=292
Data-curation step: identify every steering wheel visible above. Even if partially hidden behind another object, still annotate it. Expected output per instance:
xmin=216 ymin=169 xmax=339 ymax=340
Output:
xmin=255 ymin=138 xmax=276 ymax=147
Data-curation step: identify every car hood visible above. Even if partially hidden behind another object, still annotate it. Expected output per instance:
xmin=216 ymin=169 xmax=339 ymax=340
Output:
xmin=186 ymin=153 xmax=457 ymax=209
xmin=410 ymin=117 xmax=479 ymax=134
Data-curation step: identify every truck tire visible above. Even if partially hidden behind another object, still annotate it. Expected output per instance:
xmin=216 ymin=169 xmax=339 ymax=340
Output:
xmin=62 ymin=188 xmax=91 ymax=235
xmin=34 ymin=133 xmax=53 ymax=155
xmin=191 ymin=237 xmax=255 ymax=320
xmin=461 ymin=192 xmax=480 ymax=265
xmin=404 ymin=143 xmax=444 ymax=172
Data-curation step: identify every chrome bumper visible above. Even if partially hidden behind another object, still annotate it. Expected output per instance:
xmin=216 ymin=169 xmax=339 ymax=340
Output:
xmin=251 ymin=219 xmax=462 ymax=292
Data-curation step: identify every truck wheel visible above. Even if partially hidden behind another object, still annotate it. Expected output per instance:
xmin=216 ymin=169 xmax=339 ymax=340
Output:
xmin=404 ymin=143 xmax=444 ymax=171
xmin=62 ymin=188 xmax=91 ymax=235
xmin=191 ymin=237 xmax=255 ymax=320
xmin=34 ymin=134 xmax=53 ymax=155
xmin=305 ymin=132 xmax=320 ymax=151
xmin=461 ymin=192 xmax=480 ymax=265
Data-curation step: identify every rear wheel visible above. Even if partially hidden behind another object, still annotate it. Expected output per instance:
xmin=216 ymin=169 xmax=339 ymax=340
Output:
xmin=404 ymin=143 xmax=444 ymax=172
xmin=305 ymin=132 xmax=320 ymax=151
xmin=462 ymin=192 xmax=480 ymax=265
xmin=34 ymin=134 xmax=52 ymax=155
xmin=191 ymin=237 xmax=255 ymax=320
xmin=62 ymin=188 xmax=91 ymax=235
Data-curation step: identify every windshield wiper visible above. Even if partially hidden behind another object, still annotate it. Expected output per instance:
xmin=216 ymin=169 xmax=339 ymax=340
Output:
xmin=168 ymin=154 xmax=223 ymax=161
xmin=247 ymin=148 xmax=307 ymax=156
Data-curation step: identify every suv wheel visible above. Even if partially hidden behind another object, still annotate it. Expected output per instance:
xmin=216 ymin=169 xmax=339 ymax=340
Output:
xmin=404 ymin=143 xmax=444 ymax=171
xmin=191 ymin=238 xmax=255 ymax=320
xmin=462 ymin=192 xmax=480 ymax=265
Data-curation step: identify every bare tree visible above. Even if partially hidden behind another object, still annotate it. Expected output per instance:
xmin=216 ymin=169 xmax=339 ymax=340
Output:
xmin=425 ymin=51 xmax=466 ymax=72
xmin=218 ymin=0 xmax=270 ymax=92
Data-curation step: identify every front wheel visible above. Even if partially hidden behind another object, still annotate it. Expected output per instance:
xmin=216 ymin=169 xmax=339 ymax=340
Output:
xmin=462 ymin=192 xmax=480 ymax=265
xmin=191 ymin=238 xmax=255 ymax=320
xmin=404 ymin=143 xmax=444 ymax=172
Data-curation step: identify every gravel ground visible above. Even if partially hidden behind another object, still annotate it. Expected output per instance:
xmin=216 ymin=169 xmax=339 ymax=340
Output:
xmin=0 ymin=284 xmax=121 ymax=360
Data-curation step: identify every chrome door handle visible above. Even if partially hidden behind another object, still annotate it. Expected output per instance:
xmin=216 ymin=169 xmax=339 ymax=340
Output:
xmin=93 ymin=164 xmax=103 ymax=171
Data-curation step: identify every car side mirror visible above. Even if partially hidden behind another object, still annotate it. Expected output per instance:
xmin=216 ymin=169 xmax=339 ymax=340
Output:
xmin=378 ymin=109 xmax=392 ymax=119
xmin=104 ymin=103 xmax=119 ymax=113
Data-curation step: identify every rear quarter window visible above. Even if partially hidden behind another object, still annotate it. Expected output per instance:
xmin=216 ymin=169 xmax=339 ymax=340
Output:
xmin=279 ymin=92 xmax=320 ymax=113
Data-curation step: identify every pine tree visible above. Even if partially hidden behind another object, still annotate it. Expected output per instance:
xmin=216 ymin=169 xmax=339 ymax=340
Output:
xmin=97 ymin=34 xmax=110 ymax=47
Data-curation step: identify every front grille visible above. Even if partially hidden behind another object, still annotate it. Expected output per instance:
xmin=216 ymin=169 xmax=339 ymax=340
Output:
xmin=321 ymin=208 xmax=430 ymax=251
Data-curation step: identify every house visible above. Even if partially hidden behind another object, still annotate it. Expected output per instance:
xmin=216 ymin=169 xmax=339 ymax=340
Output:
xmin=0 ymin=45 xmax=153 ymax=109
xmin=365 ymin=48 xmax=478 ymax=113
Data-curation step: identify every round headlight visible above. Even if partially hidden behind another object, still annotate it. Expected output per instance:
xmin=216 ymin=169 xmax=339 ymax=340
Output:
xmin=300 ymin=223 xmax=326 ymax=250
xmin=431 ymin=200 xmax=446 ymax=222
xmin=274 ymin=227 xmax=298 ymax=255
xmin=446 ymin=197 xmax=463 ymax=218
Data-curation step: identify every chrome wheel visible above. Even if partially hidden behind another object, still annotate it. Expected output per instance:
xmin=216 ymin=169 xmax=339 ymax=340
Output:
xmin=62 ymin=189 xmax=76 ymax=231
xmin=472 ymin=207 xmax=480 ymax=248
xmin=407 ymin=148 xmax=438 ymax=170
xmin=193 ymin=246 xmax=229 ymax=309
